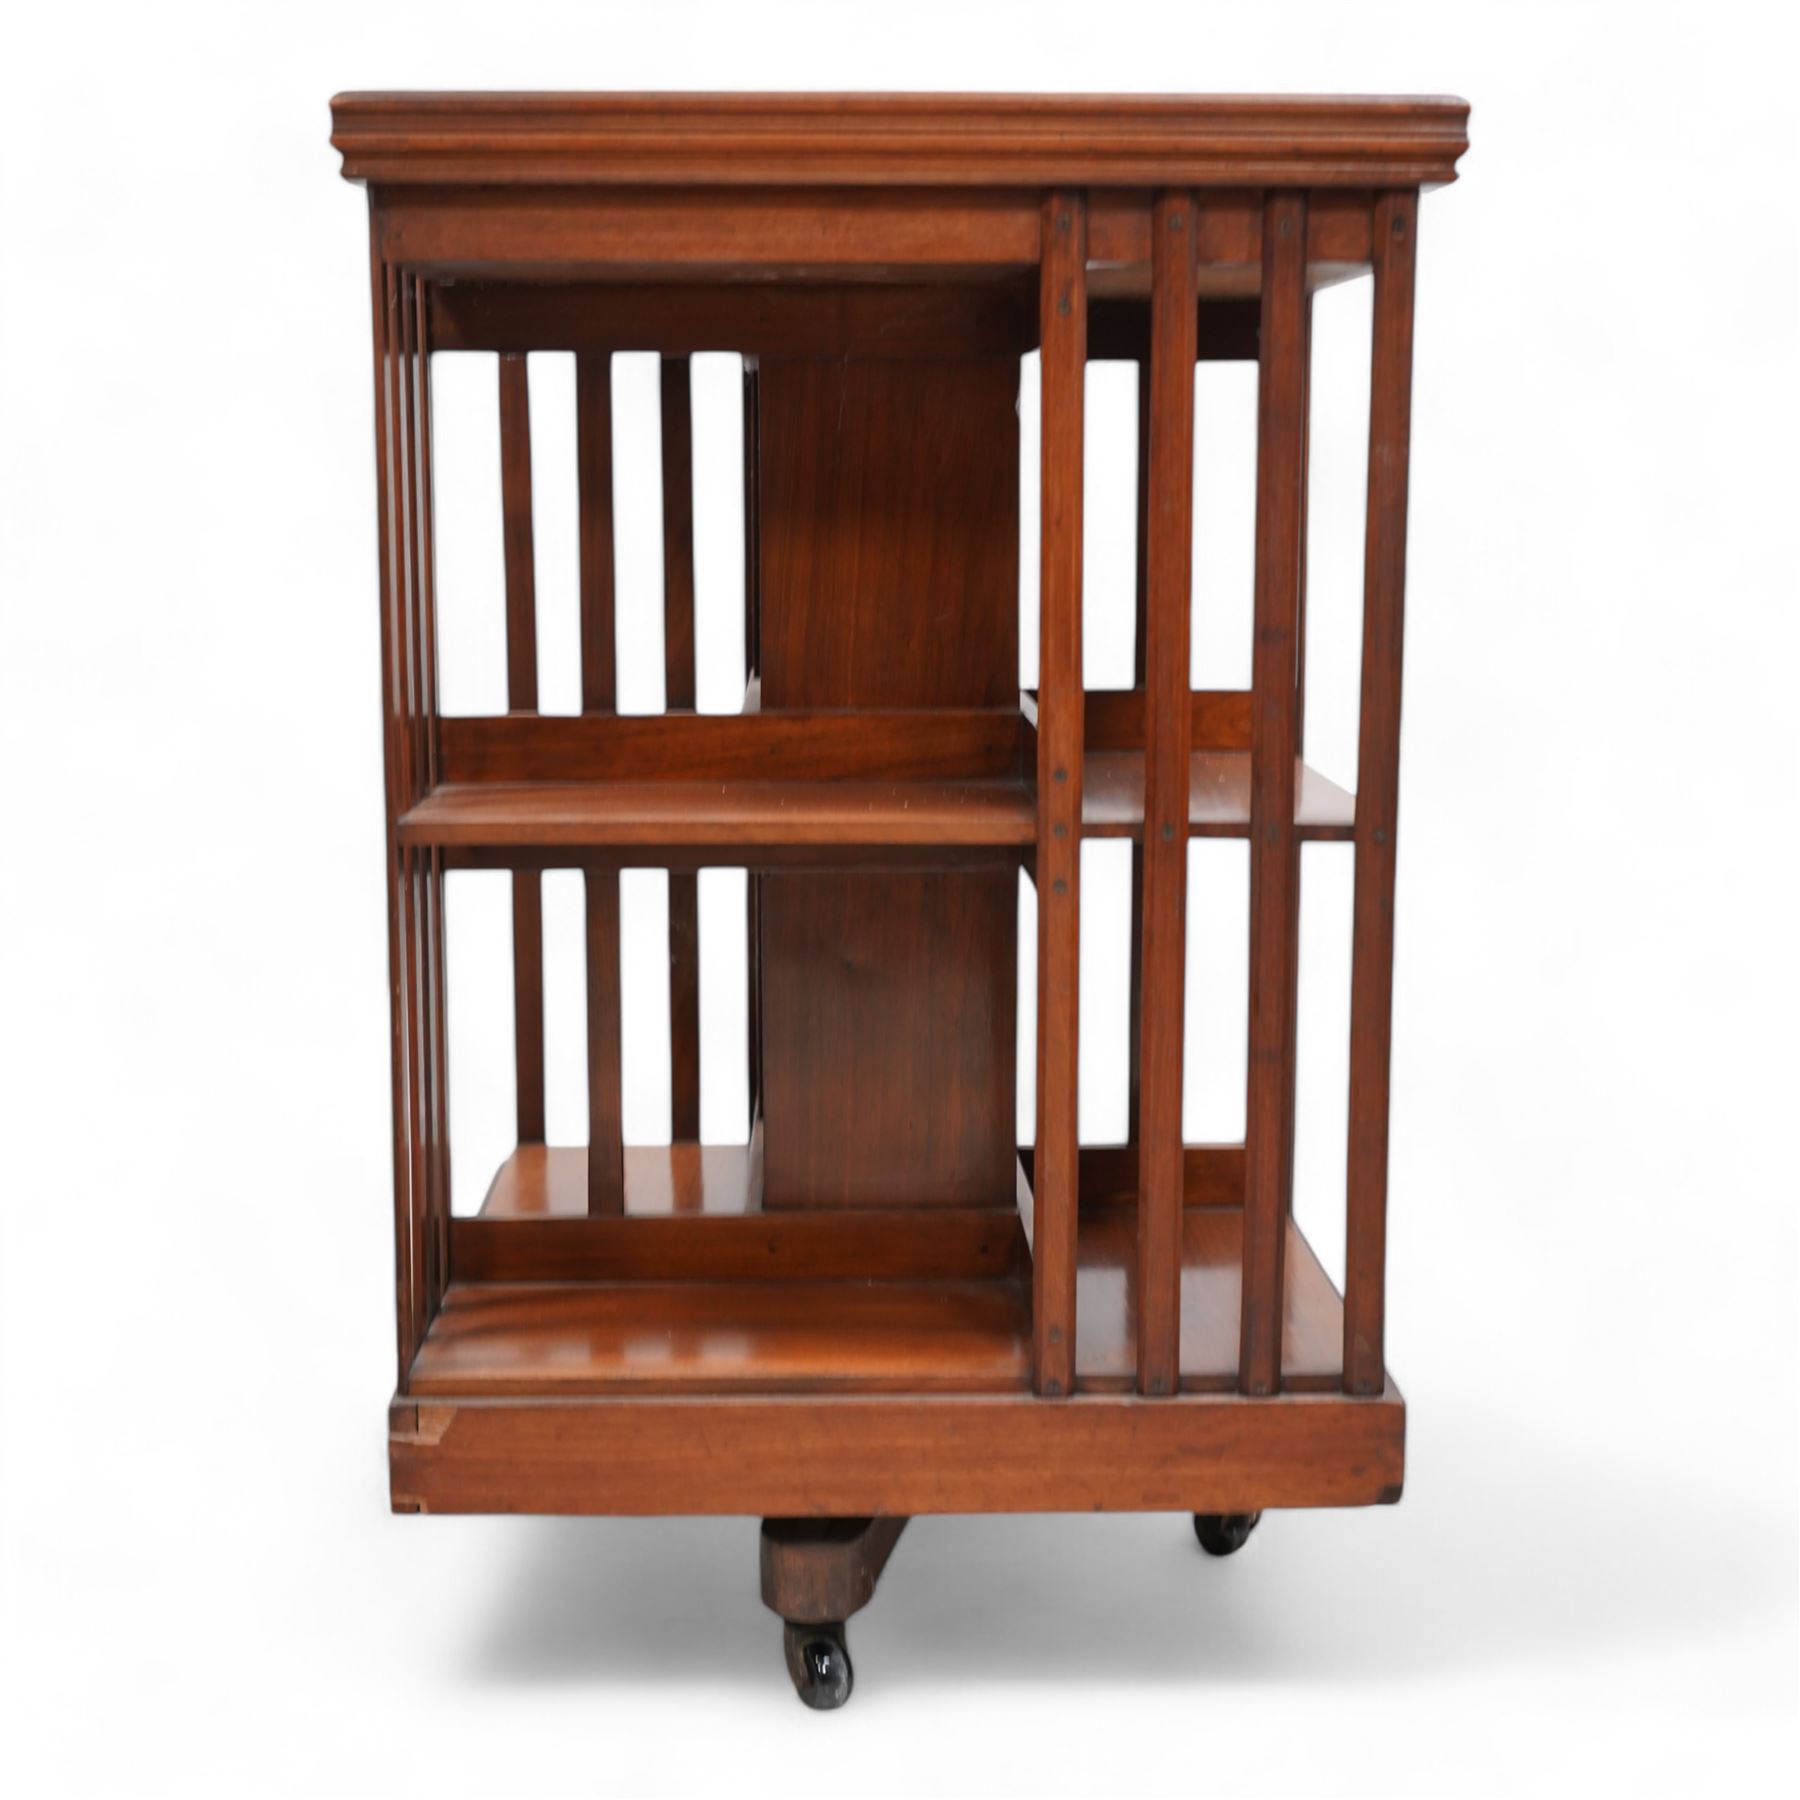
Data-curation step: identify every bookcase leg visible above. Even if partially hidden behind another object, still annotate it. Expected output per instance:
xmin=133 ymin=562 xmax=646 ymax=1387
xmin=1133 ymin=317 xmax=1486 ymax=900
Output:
xmin=760 ymin=1516 xmax=908 ymax=1709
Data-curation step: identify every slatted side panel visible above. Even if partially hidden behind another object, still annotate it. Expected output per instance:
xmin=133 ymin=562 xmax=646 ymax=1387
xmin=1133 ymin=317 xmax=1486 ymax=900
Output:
xmin=661 ymin=355 xmax=702 ymax=1145
xmin=370 ymin=244 xmax=451 ymax=1386
xmin=1033 ymin=193 xmax=1086 ymax=1396
xmin=1344 ymin=191 xmax=1419 ymax=1394
xmin=1135 ymin=192 xmax=1199 ymax=1396
xmin=578 ymin=353 xmax=625 ymax=1213
xmin=1240 ymin=191 xmax=1309 ymax=1398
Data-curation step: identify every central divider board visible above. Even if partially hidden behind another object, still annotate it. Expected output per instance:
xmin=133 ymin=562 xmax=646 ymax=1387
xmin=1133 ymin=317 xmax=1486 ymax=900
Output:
xmin=754 ymin=352 xmax=1022 ymax=1213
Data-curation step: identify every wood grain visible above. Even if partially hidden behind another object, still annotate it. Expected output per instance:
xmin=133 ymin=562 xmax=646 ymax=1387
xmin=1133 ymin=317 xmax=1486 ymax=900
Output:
xmin=390 ymin=1387 xmax=1405 ymax=1516
xmin=1033 ymin=192 xmax=1086 ymax=1396
xmin=1344 ymin=191 xmax=1419 ymax=1395
xmin=1136 ymin=191 xmax=1198 ymax=1397
xmin=334 ymin=92 xmax=1470 ymax=189
xmin=1241 ymin=192 xmax=1309 ymax=1396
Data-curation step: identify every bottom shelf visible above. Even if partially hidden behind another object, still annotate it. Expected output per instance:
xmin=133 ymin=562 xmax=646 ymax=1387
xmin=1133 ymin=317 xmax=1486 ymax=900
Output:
xmin=411 ymin=1147 xmax=1346 ymax=1397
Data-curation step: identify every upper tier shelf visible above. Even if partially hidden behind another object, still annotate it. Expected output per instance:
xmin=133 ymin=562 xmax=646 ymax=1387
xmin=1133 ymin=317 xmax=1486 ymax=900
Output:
xmin=397 ymin=751 xmax=1353 ymax=851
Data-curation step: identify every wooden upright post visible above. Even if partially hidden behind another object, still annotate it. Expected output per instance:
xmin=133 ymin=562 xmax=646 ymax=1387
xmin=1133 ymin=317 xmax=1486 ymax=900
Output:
xmin=1344 ymin=190 xmax=1419 ymax=1394
xmin=1240 ymin=193 xmax=1309 ymax=1398
xmin=1033 ymin=191 xmax=1086 ymax=1397
xmin=1136 ymin=192 xmax=1199 ymax=1396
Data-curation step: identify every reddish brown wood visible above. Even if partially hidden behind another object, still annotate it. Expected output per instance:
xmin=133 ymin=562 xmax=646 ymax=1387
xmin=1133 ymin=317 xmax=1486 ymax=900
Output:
xmin=410 ymin=1278 xmax=1034 ymax=1396
xmin=497 ymin=354 xmax=546 ymax=1143
xmin=576 ymin=353 xmax=616 ymax=712
xmin=1344 ymin=191 xmax=1419 ymax=1395
xmin=432 ymin=279 xmax=1034 ymax=359
xmin=1033 ymin=191 xmax=1086 ymax=1398
xmin=760 ymin=872 xmax=1017 ymax=1209
xmin=756 ymin=357 xmax=1018 ymax=710
xmin=1079 ymin=750 xmax=1354 ymax=840
xmin=762 ymin=1517 xmax=908 ymax=1626
xmin=1241 ymin=192 xmax=1309 ymax=1397
xmin=436 ymin=709 xmax=1024 ymax=784
xmin=1136 ymin=192 xmax=1199 ymax=1397
xmin=390 ymin=1388 xmax=1405 ymax=1516
xmin=333 ymin=92 xmax=1470 ymax=190
xmin=341 ymin=95 xmax=1457 ymax=1561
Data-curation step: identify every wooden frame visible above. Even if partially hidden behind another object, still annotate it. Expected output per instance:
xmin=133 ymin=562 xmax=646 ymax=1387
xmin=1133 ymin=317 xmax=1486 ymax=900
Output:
xmin=337 ymin=90 xmax=1465 ymax=1703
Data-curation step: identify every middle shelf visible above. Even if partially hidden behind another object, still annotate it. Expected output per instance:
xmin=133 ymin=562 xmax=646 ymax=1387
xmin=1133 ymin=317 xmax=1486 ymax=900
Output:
xmin=398 ymin=751 xmax=1353 ymax=852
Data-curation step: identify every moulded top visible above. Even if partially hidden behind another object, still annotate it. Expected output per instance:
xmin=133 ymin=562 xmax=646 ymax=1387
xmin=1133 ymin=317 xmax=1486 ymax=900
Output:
xmin=330 ymin=91 xmax=1470 ymax=189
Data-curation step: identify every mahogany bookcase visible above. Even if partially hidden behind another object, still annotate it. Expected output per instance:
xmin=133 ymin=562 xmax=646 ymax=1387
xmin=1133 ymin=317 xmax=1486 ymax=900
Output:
xmin=333 ymin=92 xmax=1468 ymax=1707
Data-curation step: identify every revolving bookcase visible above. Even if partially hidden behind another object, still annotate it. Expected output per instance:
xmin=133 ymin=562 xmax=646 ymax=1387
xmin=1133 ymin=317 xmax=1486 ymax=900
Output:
xmin=333 ymin=91 xmax=1468 ymax=1707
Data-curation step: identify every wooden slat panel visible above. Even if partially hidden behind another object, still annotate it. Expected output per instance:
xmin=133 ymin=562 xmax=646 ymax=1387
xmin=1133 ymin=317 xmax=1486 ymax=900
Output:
xmin=498 ymin=352 xmax=545 ymax=1143
xmin=1344 ymin=191 xmax=1419 ymax=1395
xmin=1137 ymin=191 xmax=1199 ymax=1397
xmin=410 ymin=278 xmax=451 ymax=1305
xmin=430 ymin=279 xmax=1034 ymax=358
xmin=389 ymin=1388 xmax=1406 ymax=1518
xmin=371 ymin=241 xmax=424 ymax=1383
xmin=439 ymin=709 xmax=1025 ymax=784
xmin=1239 ymin=192 xmax=1309 ymax=1397
xmin=1033 ymin=192 xmax=1086 ymax=1396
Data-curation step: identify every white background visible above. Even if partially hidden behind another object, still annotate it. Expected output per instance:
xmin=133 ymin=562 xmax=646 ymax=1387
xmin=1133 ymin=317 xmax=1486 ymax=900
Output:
xmin=1 ymin=3 xmax=1795 ymax=1795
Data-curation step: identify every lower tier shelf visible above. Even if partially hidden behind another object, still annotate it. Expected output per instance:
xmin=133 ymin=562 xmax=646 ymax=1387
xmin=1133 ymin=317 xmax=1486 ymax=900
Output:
xmin=412 ymin=1146 xmax=1347 ymax=1397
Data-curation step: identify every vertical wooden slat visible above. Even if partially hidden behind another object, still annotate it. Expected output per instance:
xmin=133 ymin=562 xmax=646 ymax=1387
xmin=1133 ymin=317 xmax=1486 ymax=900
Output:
xmin=1240 ymin=190 xmax=1309 ymax=1398
xmin=577 ymin=353 xmax=625 ymax=1212
xmin=1344 ymin=190 xmax=1419 ymax=1395
xmin=585 ymin=865 xmax=625 ymax=1213
xmin=1280 ymin=294 xmax=1315 ymax=1226
xmin=744 ymin=360 xmax=763 ymax=1134
xmin=578 ymin=354 xmax=617 ymax=714
xmin=499 ymin=353 xmax=545 ymax=1144
xmin=661 ymin=355 xmax=701 ymax=1142
xmin=411 ymin=277 xmax=451 ymax=1298
xmin=369 ymin=224 xmax=417 ymax=1387
xmin=1125 ymin=353 xmax=1151 ymax=1148
xmin=392 ymin=268 xmax=431 ymax=1359
xmin=1136 ymin=192 xmax=1198 ymax=1396
xmin=1033 ymin=191 xmax=1086 ymax=1397
xmin=743 ymin=358 xmax=762 ymax=688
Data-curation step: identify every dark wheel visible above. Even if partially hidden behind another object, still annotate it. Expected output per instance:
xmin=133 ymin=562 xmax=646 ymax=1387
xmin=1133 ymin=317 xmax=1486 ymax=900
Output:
xmin=782 ymin=1620 xmax=854 ymax=1710
xmin=1193 ymin=1511 xmax=1262 ymax=1556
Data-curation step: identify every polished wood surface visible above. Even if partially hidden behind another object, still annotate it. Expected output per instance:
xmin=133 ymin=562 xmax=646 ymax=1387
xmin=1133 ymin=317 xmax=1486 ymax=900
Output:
xmin=1032 ymin=192 xmax=1086 ymax=1398
xmin=761 ymin=871 xmax=1018 ymax=1210
xmin=1135 ymin=191 xmax=1199 ymax=1396
xmin=343 ymin=92 xmax=1459 ymax=1541
xmin=390 ymin=1387 xmax=1405 ymax=1516
xmin=413 ymin=1208 xmax=1345 ymax=1396
xmin=1345 ymin=191 xmax=1420 ymax=1395
xmin=1241 ymin=192 xmax=1310 ymax=1398
xmin=333 ymin=91 xmax=1469 ymax=189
